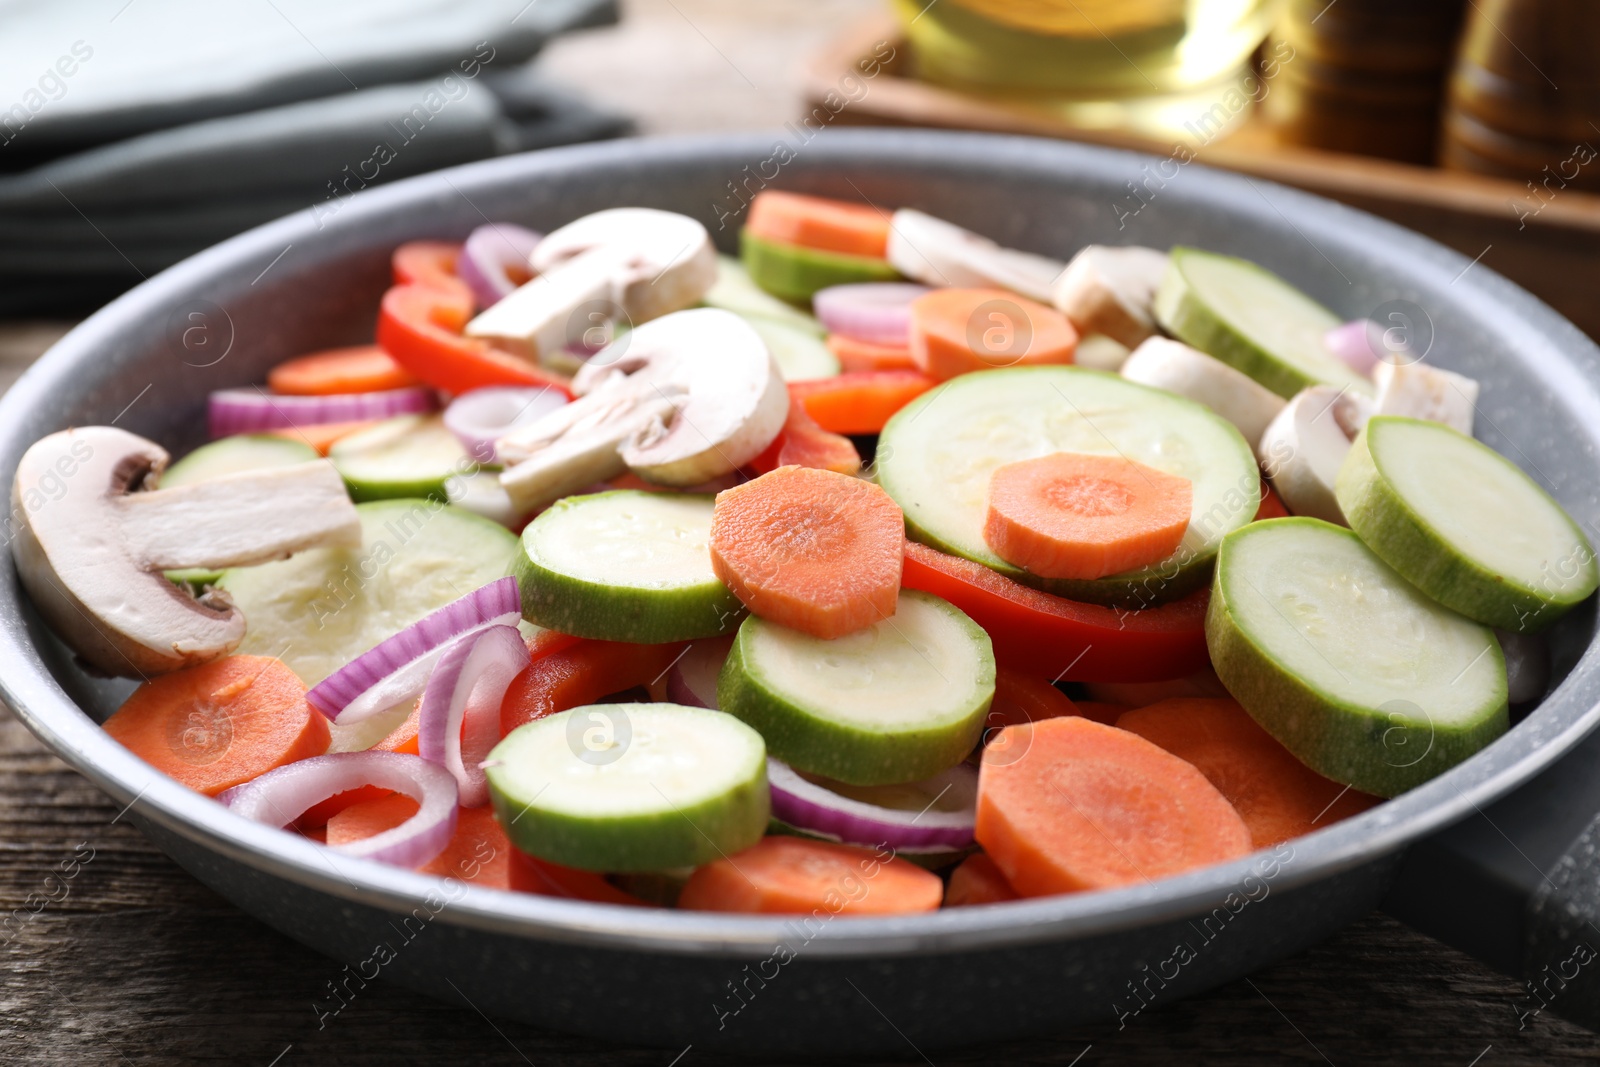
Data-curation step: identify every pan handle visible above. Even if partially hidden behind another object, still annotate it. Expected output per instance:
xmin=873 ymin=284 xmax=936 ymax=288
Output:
xmin=1384 ymin=717 xmax=1600 ymax=1033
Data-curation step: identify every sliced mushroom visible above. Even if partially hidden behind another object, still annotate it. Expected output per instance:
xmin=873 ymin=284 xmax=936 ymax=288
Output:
xmin=886 ymin=209 xmax=1064 ymax=303
xmin=12 ymin=426 xmax=360 ymax=677
xmin=1121 ymin=337 xmax=1286 ymax=449
xmin=1256 ymin=386 xmax=1371 ymax=525
xmin=1051 ymin=245 xmax=1169 ymax=348
xmin=1371 ymin=358 xmax=1478 ymax=436
xmin=497 ymin=308 xmax=787 ymax=512
xmin=464 ymin=207 xmax=718 ymax=360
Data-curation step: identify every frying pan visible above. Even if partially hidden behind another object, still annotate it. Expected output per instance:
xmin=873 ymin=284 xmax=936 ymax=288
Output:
xmin=2 ymin=131 xmax=1597 ymax=1055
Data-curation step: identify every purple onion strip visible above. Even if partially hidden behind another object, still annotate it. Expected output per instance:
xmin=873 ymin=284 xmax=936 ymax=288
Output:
xmin=766 ymin=758 xmax=977 ymax=853
xmin=417 ymin=625 xmax=530 ymax=807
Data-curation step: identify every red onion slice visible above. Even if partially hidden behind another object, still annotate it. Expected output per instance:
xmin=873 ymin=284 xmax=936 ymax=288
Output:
xmin=417 ymin=624 xmax=530 ymax=807
xmin=220 ymin=752 xmax=459 ymax=867
xmin=1323 ymin=320 xmax=1382 ymax=376
xmin=458 ymin=223 xmax=542 ymax=308
xmin=443 ymin=385 xmax=569 ymax=463
xmin=307 ymin=577 xmax=521 ymax=724
xmin=208 ymin=386 xmax=437 ymax=438
xmin=767 ymin=759 xmax=978 ymax=853
xmin=812 ymin=283 xmax=930 ymax=346
xmin=666 ymin=635 xmax=732 ymax=709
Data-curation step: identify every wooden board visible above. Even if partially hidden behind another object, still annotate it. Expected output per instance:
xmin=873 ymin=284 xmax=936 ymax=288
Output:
xmin=807 ymin=16 xmax=1600 ymax=340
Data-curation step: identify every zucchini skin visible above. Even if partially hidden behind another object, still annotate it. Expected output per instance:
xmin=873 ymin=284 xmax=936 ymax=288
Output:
xmin=740 ymin=229 xmax=899 ymax=303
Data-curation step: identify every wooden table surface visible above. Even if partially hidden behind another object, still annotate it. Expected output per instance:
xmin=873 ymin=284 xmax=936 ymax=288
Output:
xmin=4 ymin=2 xmax=1599 ymax=1062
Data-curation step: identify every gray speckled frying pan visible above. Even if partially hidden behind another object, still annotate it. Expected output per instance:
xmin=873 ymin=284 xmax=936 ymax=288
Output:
xmin=1 ymin=131 xmax=1597 ymax=1055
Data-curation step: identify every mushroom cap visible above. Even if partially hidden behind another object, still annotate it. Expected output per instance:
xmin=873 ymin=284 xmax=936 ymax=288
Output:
xmin=11 ymin=426 xmax=244 ymax=677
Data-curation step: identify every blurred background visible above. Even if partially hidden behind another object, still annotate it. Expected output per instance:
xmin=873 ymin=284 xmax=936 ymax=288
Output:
xmin=1 ymin=0 xmax=1594 ymax=371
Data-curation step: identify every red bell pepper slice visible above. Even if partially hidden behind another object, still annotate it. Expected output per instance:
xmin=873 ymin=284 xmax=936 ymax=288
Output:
xmin=900 ymin=540 xmax=1210 ymax=682
xmin=1255 ymin=479 xmax=1290 ymax=520
xmin=392 ymin=240 xmax=473 ymax=303
xmin=376 ymin=283 xmax=572 ymax=397
xmin=747 ymin=395 xmax=860 ymax=475
xmin=499 ymin=638 xmax=688 ymax=735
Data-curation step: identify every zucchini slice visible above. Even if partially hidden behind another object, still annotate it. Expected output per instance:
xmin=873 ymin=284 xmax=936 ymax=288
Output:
xmin=1337 ymin=415 xmax=1598 ymax=632
xmin=1207 ymin=517 xmax=1508 ymax=797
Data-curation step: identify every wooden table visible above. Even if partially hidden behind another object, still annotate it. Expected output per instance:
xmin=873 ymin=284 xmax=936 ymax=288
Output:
xmin=4 ymin=3 xmax=1599 ymax=1062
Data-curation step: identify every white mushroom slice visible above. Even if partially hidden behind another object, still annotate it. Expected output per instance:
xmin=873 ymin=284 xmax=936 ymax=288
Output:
xmin=1051 ymin=245 xmax=1169 ymax=348
xmin=465 ymin=207 xmax=718 ymax=360
xmin=495 ymin=308 xmax=787 ymax=511
xmin=496 ymin=376 xmax=685 ymax=513
xmin=1256 ymin=386 xmax=1370 ymax=526
xmin=11 ymin=427 xmax=360 ymax=677
xmin=1071 ymin=333 xmax=1132 ymax=372
xmin=1121 ymin=337 xmax=1286 ymax=449
xmin=886 ymin=208 xmax=1064 ymax=302
xmin=574 ymin=307 xmax=788 ymax=485
xmin=1371 ymin=358 xmax=1478 ymax=436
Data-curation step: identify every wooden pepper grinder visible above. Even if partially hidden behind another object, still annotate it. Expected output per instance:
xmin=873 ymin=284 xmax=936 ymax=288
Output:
xmin=1265 ymin=0 xmax=1466 ymax=164
xmin=1440 ymin=0 xmax=1600 ymax=191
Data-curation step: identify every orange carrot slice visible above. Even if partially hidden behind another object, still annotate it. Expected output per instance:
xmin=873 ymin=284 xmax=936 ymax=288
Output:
xmin=977 ymin=716 xmax=1251 ymax=895
xmin=104 ymin=656 xmax=329 ymax=797
xmin=787 ymin=370 xmax=938 ymax=435
xmin=392 ymin=240 xmax=471 ymax=302
xmin=944 ymin=852 xmax=1020 ymax=907
xmin=507 ymin=848 xmax=649 ymax=905
xmin=678 ymin=836 xmax=942 ymax=914
xmin=748 ymin=394 xmax=861 ymax=476
xmin=746 ymin=191 xmax=891 ymax=259
xmin=986 ymin=666 xmax=1082 ymax=731
xmin=328 ymin=798 xmax=513 ymax=887
xmin=266 ymin=419 xmax=378 ymax=456
xmin=983 ymin=452 xmax=1192 ymax=580
xmin=709 ymin=466 xmax=904 ymax=639
xmin=267 ymin=345 xmax=420 ymax=396
xmin=499 ymin=639 xmax=686 ymax=735
xmin=1117 ymin=698 xmax=1381 ymax=847
xmin=908 ymin=288 xmax=1077 ymax=380
xmin=827 ymin=333 xmax=917 ymax=373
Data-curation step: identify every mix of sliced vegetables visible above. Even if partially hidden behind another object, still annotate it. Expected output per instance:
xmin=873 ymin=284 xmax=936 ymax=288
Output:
xmin=14 ymin=187 xmax=1595 ymax=915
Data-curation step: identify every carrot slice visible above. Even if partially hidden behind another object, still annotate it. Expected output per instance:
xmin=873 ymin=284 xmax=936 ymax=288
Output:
xmin=266 ymin=419 xmax=378 ymax=456
xmin=507 ymin=847 xmax=649 ymax=906
xmin=787 ymin=370 xmax=938 ymax=435
xmin=977 ymin=716 xmax=1251 ymax=895
xmin=827 ymin=333 xmax=917 ymax=373
xmin=104 ymin=656 xmax=329 ymax=797
xmin=745 ymin=191 xmax=891 ymax=259
xmin=499 ymin=638 xmax=686 ymax=735
xmin=983 ymin=452 xmax=1193 ymax=580
xmin=328 ymin=798 xmax=513 ymax=887
xmin=748 ymin=394 xmax=861 ymax=476
xmin=899 ymin=540 xmax=1211 ymax=682
xmin=1117 ymin=698 xmax=1381 ymax=847
xmin=908 ymin=288 xmax=1077 ymax=380
xmin=944 ymin=852 xmax=1019 ymax=907
xmin=678 ymin=836 xmax=942 ymax=914
xmin=986 ymin=666 xmax=1082 ymax=731
xmin=709 ymin=466 xmax=903 ymax=639
xmin=392 ymin=240 xmax=472 ymax=302
xmin=1255 ymin=479 xmax=1290 ymax=520
xmin=267 ymin=345 xmax=420 ymax=396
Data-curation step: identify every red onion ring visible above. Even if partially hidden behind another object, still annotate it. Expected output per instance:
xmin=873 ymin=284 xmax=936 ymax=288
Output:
xmin=457 ymin=222 xmax=542 ymax=308
xmin=220 ymin=752 xmax=459 ymax=867
xmin=443 ymin=385 xmax=569 ymax=463
xmin=666 ymin=635 xmax=732 ymax=709
xmin=812 ymin=283 xmax=930 ymax=346
xmin=417 ymin=624 xmax=530 ymax=807
xmin=767 ymin=759 xmax=978 ymax=854
xmin=208 ymin=386 xmax=437 ymax=438
xmin=1323 ymin=320 xmax=1382 ymax=376
xmin=307 ymin=577 xmax=521 ymax=724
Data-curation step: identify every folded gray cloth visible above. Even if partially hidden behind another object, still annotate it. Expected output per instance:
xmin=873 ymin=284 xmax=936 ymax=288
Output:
xmin=0 ymin=0 xmax=617 ymax=165
xmin=0 ymin=0 xmax=626 ymax=314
